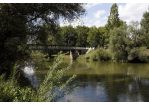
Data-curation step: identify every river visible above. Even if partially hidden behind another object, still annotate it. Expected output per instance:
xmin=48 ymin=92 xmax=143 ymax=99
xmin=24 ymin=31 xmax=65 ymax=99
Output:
xmin=22 ymin=58 xmax=149 ymax=102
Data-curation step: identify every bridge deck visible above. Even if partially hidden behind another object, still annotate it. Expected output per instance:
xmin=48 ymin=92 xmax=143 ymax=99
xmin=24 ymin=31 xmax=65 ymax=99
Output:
xmin=27 ymin=44 xmax=95 ymax=50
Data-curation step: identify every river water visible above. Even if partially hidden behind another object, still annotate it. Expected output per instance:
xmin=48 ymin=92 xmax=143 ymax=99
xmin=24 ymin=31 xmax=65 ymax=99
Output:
xmin=22 ymin=58 xmax=149 ymax=102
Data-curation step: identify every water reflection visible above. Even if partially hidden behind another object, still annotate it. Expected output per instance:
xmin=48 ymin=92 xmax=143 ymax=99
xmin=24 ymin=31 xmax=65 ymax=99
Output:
xmin=23 ymin=66 xmax=35 ymax=75
xmin=22 ymin=63 xmax=40 ymax=87
xmin=22 ymin=59 xmax=149 ymax=102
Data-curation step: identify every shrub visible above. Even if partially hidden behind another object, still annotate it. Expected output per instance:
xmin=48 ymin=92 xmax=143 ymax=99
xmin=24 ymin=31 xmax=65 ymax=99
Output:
xmin=89 ymin=47 xmax=112 ymax=61
xmin=128 ymin=47 xmax=148 ymax=62
xmin=0 ymin=52 xmax=76 ymax=102
xmin=139 ymin=51 xmax=148 ymax=62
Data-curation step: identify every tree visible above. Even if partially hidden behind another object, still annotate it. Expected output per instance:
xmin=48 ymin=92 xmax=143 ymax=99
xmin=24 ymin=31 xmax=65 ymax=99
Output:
xmin=140 ymin=11 xmax=149 ymax=34
xmin=87 ymin=26 xmax=109 ymax=48
xmin=128 ymin=20 xmax=141 ymax=47
xmin=107 ymin=3 xmax=121 ymax=30
xmin=61 ymin=25 xmax=78 ymax=46
xmin=0 ymin=3 xmax=86 ymax=75
xmin=109 ymin=21 xmax=148 ymax=62
xmin=140 ymin=11 xmax=149 ymax=47
xmin=87 ymin=26 xmax=100 ymax=47
xmin=97 ymin=27 xmax=109 ymax=48
xmin=109 ymin=22 xmax=129 ymax=61
xmin=75 ymin=25 xmax=89 ymax=47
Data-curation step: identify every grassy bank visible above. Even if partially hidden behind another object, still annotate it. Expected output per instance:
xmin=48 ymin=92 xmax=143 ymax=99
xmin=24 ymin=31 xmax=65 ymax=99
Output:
xmin=77 ymin=46 xmax=149 ymax=63
xmin=77 ymin=47 xmax=112 ymax=62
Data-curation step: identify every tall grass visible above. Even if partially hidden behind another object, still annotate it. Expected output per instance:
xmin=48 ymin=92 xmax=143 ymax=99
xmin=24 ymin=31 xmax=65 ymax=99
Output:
xmin=0 ymin=51 xmax=76 ymax=102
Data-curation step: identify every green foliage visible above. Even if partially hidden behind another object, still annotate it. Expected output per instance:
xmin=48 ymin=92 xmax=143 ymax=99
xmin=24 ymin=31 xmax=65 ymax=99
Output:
xmin=97 ymin=27 xmax=109 ymax=47
xmin=75 ymin=25 xmax=89 ymax=47
xmin=87 ymin=26 xmax=109 ymax=48
xmin=87 ymin=26 xmax=100 ymax=47
xmin=76 ymin=55 xmax=87 ymax=61
xmin=107 ymin=3 xmax=121 ymax=30
xmin=128 ymin=20 xmax=141 ymax=47
xmin=139 ymin=50 xmax=148 ymax=62
xmin=0 ymin=52 xmax=76 ymax=102
xmin=109 ymin=21 xmax=148 ymax=62
xmin=140 ymin=11 xmax=149 ymax=34
xmin=0 ymin=3 xmax=86 ymax=75
xmin=128 ymin=47 xmax=148 ymax=62
xmin=109 ymin=23 xmax=128 ymax=61
xmin=89 ymin=47 xmax=112 ymax=61
xmin=140 ymin=11 xmax=149 ymax=47
xmin=61 ymin=25 xmax=78 ymax=46
xmin=30 ymin=51 xmax=48 ymax=68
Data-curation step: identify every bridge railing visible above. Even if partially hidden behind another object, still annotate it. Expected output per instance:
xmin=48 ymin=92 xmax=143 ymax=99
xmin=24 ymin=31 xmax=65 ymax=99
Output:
xmin=27 ymin=44 xmax=95 ymax=50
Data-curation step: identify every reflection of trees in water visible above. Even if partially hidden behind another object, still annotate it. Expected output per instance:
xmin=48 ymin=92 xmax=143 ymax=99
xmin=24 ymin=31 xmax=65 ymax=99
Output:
xmin=68 ymin=73 xmax=149 ymax=101
xmin=96 ymin=75 xmax=149 ymax=102
xmin=22 ymin=59 xmax=149 ymax=102
xmin=59 ymin=61 xmax=149 ymax=101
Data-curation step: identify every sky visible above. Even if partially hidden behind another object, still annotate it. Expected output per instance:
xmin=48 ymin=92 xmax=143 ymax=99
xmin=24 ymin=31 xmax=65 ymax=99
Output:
xmin=4 ymin=0 xmax=149 ymax=28
xmin=60 ymin=3 xmax=149 ymax=28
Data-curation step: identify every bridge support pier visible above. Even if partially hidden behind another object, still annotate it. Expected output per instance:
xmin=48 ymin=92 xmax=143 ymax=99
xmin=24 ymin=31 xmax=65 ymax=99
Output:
xmin=48 ymin=51 xmax=52 ymax=59
xmin=70 ymin=50 xmax=79 ymax=60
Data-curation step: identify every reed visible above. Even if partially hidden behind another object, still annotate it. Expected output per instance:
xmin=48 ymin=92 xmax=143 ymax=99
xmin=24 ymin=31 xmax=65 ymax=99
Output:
xmin=0 ymin=51 xmax=76 ymax=102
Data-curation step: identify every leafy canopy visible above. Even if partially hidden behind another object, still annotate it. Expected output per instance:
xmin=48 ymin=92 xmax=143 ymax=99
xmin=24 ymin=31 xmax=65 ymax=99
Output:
xmin=0 ymin=3 xmax=86 ymax=74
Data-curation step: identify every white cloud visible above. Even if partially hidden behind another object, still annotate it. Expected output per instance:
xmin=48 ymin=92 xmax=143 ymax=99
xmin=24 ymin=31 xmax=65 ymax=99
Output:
xmin=118 ymin=3 xmax=149 ymax=25
xmin=92 ymin=20 xmax=107 ymax=27
xmin=84 ymin=23 xmax=92 ymax=27
xmin=101 ymin=16 xmax=108 ymax=20
xmin=85 ymin=3 xmax=101 ymax=9
xmin=93 ymin=10 xmax=106 ymax=18
xmin=60 ymin=18 xmax=84 ymax=27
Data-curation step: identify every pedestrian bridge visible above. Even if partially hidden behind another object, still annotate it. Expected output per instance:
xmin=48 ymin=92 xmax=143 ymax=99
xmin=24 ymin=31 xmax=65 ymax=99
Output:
xmin=28 ymin=44 xmax=95 ymax=60
xmin=27 ymin=44 xmax=95 ymax=50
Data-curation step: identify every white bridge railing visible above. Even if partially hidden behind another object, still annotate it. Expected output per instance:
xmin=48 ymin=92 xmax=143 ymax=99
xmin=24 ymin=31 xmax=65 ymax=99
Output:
xmin=27 ymin=44 xmax=95 ymax=50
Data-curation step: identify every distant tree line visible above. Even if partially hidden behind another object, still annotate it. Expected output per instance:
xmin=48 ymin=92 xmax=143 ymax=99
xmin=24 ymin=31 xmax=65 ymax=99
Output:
xmin=1 ymin=3 xmax=149 ymax=75
xmin=35 ymin=24 xmax=109 ymax=48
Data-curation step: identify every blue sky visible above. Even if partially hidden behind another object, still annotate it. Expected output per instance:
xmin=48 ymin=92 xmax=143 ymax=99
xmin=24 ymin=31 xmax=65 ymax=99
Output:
xmin=5 ymin=0 xmax=149 ymax=28
xmin=60 ymin=2 xmax=149 ymax=28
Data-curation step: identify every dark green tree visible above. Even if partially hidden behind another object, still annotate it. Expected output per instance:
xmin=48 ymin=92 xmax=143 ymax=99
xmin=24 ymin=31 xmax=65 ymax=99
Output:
xmin=75 ymin=25 xmax=89 ymax=47
xmin=140 ymin=11 xmax=149 ymax=47
xmin=140 ymin=11 xmax=149 ymax=34
xmin=97 ymin=27 xmax=109 ymax=48
xmin=87 ymin=26 xmax=100 ymax=47
xmin=109 ymin=22 xmax=129 ymax=61
xmin=0 ymin=3 xmax=86 ymax=75
xmin=109 ymin=21 xmax=148 ymax=62
xmin=61 ymin=25 xmax=78 ymax=46
xmin=107 ymin=3 xmax=121 ymax=30
xmin=87 ymin=26 xmax=109 ymax=48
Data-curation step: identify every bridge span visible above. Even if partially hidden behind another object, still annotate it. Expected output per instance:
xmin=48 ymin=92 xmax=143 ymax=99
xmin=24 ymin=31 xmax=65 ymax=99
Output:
xmin=27 ymin=44 xmax=95 ymax=50
xmin=27 ymin=44 xmax=95 ymax=60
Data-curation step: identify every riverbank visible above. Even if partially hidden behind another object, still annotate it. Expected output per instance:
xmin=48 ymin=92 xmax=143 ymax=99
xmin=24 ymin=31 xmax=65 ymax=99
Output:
xmin=77 ymin=47 xmax=149 ymax=63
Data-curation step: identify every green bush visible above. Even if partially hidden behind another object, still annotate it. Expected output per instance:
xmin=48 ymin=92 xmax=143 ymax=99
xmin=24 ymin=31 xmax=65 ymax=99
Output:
xmin=139 ymin=51 xmax=148 ymax=62
xmin=128 ymin=47 xmax=148 ymax=62
xmin=0 ymin=52 xmax=76 ymax=102
xmin=76 ymin=55 xmax=86 ymax=61
xmin=90 ymin=47 xmax=112 ymax=61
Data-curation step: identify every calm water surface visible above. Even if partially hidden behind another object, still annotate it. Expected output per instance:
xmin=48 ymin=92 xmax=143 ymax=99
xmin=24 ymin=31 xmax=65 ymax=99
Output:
xmin=22 ymin=59 xmax=149 ymax=102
